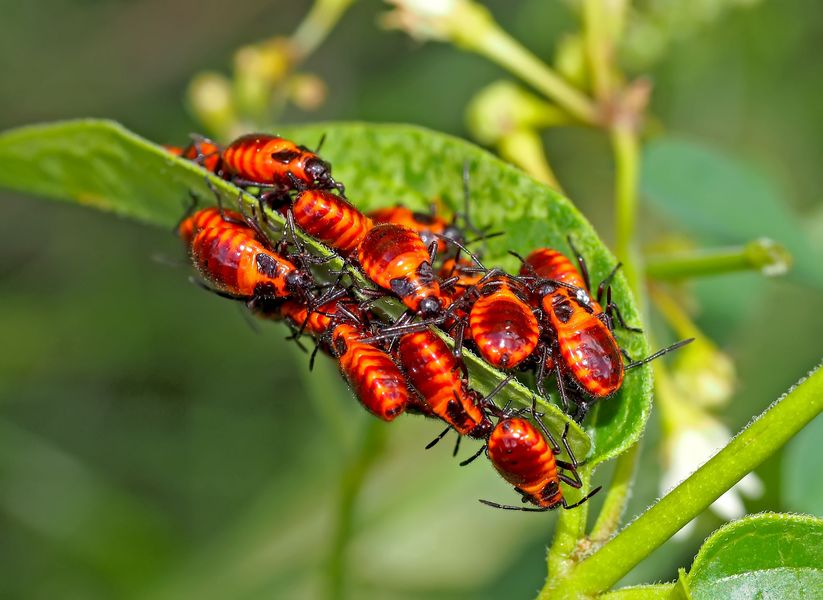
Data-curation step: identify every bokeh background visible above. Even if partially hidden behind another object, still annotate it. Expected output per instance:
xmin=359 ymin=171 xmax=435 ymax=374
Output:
xmin=1 ymin=1 xmax=821 ymax=598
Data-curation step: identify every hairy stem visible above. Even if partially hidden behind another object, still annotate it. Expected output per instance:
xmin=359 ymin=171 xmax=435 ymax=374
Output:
xmin=544 ymin=467 xmax=593 ymax=590
xmin=598 ymin=583 xmax=684 ymax=600
xmin=560 ymin=363 xmax=823 ymax=596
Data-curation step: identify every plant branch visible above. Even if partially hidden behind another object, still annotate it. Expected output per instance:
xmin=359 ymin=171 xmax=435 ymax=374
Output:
xmin=395 ymin=1 xmax=599 ymax=123
xmin=471 ymin=22 xmax=598 ymax=124
xmin=646 ymin=238 xmax=792 ymax=280
xmin=611 ymin=127 xmax=641 ymax=292
xmin=558 ymin=362 xmax=823 ymax=596
xmin=292 ymin=0 xmax=355 ymax=60
xmin=582 ymin=0 xmax=620 ymax=100
xmin=544 ymin=466 xmax=593 ymax=591
xmin=598 ymin=583 xmax=683 ymax=600
xmin=498 ymin=128 xmax=564 ymax=191
xmin=589 ymin=441 xmax=640 ymax=544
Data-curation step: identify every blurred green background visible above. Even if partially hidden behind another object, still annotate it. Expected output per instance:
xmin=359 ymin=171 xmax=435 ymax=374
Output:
xmin=0 ymin=1 xmax=821 ymax=598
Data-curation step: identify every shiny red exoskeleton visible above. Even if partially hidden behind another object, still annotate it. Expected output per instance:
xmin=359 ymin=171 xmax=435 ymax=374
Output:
xmin=368 ymin=204 xmax=463 ymax=254
xmin=291 ymin=190 xmax=373 ymax=256
xmin=186 ymin=218 xmax=310 ymax=301
xmin=468 ymin=276 xmax=540 ymax=370
xmin=221 ymin=133 xmax=343 ymax=193
xmin=396 ymin=330 xmax=492 ymax=438
xmin=535 ymin=281 xmax=623 ymax=399
xmin=177 ymin=206 xmax=246 ymax=246
xmin=277 ymin=298 xmax=345 ymax=337
xmin=481 ymin=418 xmax=597 ymax=511
xmin=520 ymin=248 xmax=589 ymax=296
xmin=331 ymin=323 xmax=410 ymax=421
xmin=439 ymin=257 xmax=482 ymax=341
xmin=357 ymin=224 xmax=448 ymax=318
xmin=439 ymin=257 xmax=483 ymax=300
xmin=520 ymin=245 xmax=642 ymax=334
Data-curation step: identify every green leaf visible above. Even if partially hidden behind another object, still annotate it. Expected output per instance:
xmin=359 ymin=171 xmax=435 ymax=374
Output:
xmin=0 ymin=119 xmax=652 ymax=464
xmin=0 ymin=119 xmax=202 ymax=227
xmin=686 ymin=513 xmax=823 ymax=599
xmin=641 ymin=137 xmax=821 ymax=287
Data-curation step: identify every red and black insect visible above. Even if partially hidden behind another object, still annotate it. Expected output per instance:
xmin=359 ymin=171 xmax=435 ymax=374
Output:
xmin=357 ymin=224 xmax=449 ymax=318
xmin=183 ymin=138 xmax=222 ymax=173
xmin=368 ymin=204 xmax=463 ymax=254
xmin=177 ymin=206 xmax=245 ymax=246
xmin=438 ymin=257 xmax=483 ymax=341
xmin=396 ymin=329 xmax=492 ymax=441
xmin=521 ymin=247 xmax=589 ymax=291
xmin=331 ymin=322 xmax=410 ymax=421
xmin=366 ymin=163 xmax=489 ymax=260
xmin=519 ymin=239 xmax=639 ymax=332
xmin=532 ymin=280 xmax=692 ymax=419
xmin=275 ymin=298 xmax=344 ymax=338
xmin=466 ymin=274 xmax=540 ymax=371
xmin=533 ymin=280 xmax=625 ymax=413
xmin=186 ymin=217 xmax=311 ymax=303
xmin=480 ymin=417 xmax=600 ymax=512
xmin=221 ymin=133 xmax=343 ymax=194
xmin=289 ymin=189 xmax=373 ymax=257
xmin=439 ymin=257 xmax=483 ymax=300
xmin=165 ymin=137 xmax=222 ymax=173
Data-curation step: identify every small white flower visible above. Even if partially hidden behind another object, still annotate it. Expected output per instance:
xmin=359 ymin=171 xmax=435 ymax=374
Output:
xmin=661 ymin=415 xmax=763 ymax=540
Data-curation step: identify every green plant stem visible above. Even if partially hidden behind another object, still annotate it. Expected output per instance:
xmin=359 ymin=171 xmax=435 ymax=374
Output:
xmin=556 ymin=363 xmax=823 ymax=597
xmin=646 ymin=238 xmax=792 ymax=280
xmin=582 ymin=0 xmax=616 ymax=100
xmin=498 ymin=128 xmax=564 ymax=191
xmin=545 ymin=467 xmax=592 ymax=586
xmin=476 ymin=32 xmax=596 ymax=123
xmin=326 ymin=418 xmax=388 ymax=600
xmin=292 ymin=0 xmax=355 ymax=60
xmin=451 ymin=4 xmax=598 ymax=124
xmin=611 ymin=127 xmax=641 ymax=291
xmin=589 ymin=441 xmax=640 ymax=544
xmin=598 ymin=583 xmax=681 ymax=600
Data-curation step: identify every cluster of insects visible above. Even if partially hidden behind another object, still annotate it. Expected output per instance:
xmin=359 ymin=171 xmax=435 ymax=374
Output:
xmin=166 ymin=134 xmax=691 ymax=513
